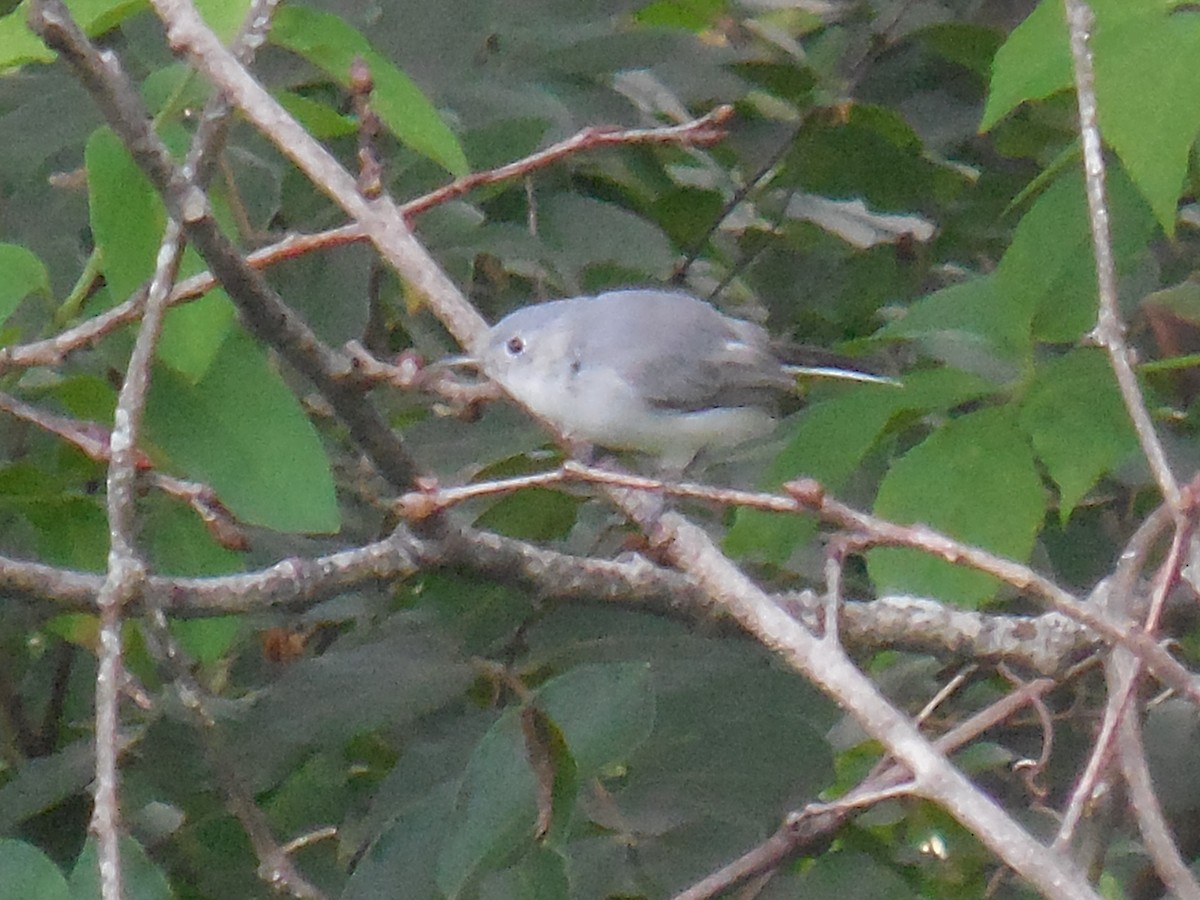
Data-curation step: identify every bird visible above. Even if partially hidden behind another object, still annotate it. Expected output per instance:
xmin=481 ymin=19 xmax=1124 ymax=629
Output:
xmin=470 ymin=288 xmax=895 ymax=472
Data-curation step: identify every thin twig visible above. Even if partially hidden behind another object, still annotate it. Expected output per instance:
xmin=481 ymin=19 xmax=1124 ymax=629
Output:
xmin=89 ymin=192 xmax=182 ymax=900
xmin=1064 ymin=0 xmax=1182 ymax=517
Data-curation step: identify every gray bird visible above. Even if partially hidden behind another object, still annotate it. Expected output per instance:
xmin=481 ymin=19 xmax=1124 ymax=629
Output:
xmin=472 ymin=289 xmax=895 ymax=471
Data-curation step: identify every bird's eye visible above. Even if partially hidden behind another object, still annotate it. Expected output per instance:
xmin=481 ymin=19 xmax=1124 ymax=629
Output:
xmin=506 ymin=336 xmax=524 ymax=355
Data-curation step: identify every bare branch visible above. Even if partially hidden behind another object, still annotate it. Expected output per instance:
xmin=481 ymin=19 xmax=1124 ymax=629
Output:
xmin=1065 ymin=0 xmax=1182 ymax=517
xmin=394 ymin=462 xmax=1200 ymax=701
xmin=598 ymin=480 xmax=1097 ymax=897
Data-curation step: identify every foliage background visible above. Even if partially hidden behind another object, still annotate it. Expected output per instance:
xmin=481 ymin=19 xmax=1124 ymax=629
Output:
xmin=2 ymin=0 xmax=1200 ymax=897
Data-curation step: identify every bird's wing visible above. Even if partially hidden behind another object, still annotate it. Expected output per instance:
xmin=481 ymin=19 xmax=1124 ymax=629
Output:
xmin=577 ymin=291 xmax=792 ymax=413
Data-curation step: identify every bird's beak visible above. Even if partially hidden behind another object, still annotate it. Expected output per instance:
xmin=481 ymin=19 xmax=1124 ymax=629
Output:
xmin=786 ymin=365 xmax=902 ymax=387
xmin=429 ymin=354 xmax=482 ymax=373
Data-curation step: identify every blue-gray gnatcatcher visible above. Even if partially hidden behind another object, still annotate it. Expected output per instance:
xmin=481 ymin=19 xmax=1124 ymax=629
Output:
xmin=471 ymin=289 xmax=894 ymax=471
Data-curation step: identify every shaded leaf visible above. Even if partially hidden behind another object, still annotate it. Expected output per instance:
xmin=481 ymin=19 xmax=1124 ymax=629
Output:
xmin=69 ymin=836 xmax=172 ymax=900
xmin=436 ymin=662 xmax=655 ymax=899
xmin=0 ymin=839 xmax=69 ymax=900
xmin=0 ymin=743 xmax=95 ymax=834
xmin=777 ymin=848 xmax=923 ymax=899
xmin=343 ymin=782 xmax=456 ymax=900
xmin=475 ymin=487 xmax=581 ymax=541
xmin=540 ymin=194 xmax=675 ymax=280
xmin=270 ymin=5 xmax=468 ymax=176
xmin=231 ymin=621 xmax=473 ymax=790
xmin=1017 ymin=349 xmax=1137 ymax=520
xmin=516 ymin=845 xmax=570 ymax=899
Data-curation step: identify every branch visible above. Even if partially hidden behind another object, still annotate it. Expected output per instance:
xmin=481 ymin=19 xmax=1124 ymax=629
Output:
xmin=1065 ymin=0 xmax=1182 ymax=517
xmin=396 ymin=463 xmax=1200 ymax=702
xmin=607 ymin=484 xmax=1097 ymax=898
xmin=87 ymin=183 xmax=182 ymax=900
xmin=0 ymin=529 xmax=1104 ymax=676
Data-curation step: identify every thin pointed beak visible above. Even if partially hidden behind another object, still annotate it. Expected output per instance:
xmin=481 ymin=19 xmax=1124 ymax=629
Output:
xmin=430 ymin=354 xmax=482 ymax=373
xmin=786 ymin=365 xmax=902 ymax=387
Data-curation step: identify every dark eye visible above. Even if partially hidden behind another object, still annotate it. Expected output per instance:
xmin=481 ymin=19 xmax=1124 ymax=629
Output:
xmin=506 ymin=336 xmax=524 ymax=355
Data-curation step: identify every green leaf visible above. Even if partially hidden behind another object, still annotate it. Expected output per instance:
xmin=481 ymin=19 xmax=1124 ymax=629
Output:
xmin=868 ymin=407 xmax=1046 ymax=607
xmin=732 ymin=61 xmax=817 ymax=107
xmin=475 ymin=487 xmax=581 ymax=541
xmin=982 ymin=0 xmax=1153 ymax=129
xmin=275 ymin=90 xmax=357 ymax=139
xmin=1091 ymin=3 xmax=1200 ymax=235
xmin=67 ymin=0 xmax=150 ymax=36
xmin=635 ymin=0 xmax=727 ymax=31
xmin=24 ymin=496 xmax=108 ymax=572
xmin=0 ymin=839 xmax=69 ymax=900
xmin=781 ymin=105 xmax=934 ymax=211
xmin=169 ymin=616 xmax=241 ymax=665
xmin=919 ymin=23 xmax=1004 ymax=77
xmin=725 ymin=368 xmax=995 ymax=563
xmin=88 ymin=122 xmax=234 ymax=380
xmin=436 ymin=662 xmax=655 ymax=899
xmin=0 ymin=243 xmax=49 ymax=329
xmin=879 ymin=274 xmax=1031 ymax=367
xmin=69 ymin=836 xmax=172 ymax=900
xmin=980 ymin=0 xmax=1069 ymax=132
xmin=86 ymin=127 xmax=164 ymax=306
xmin=0 ymin=0 xmax=148 ymax=71
xmin=0 ymin=5 xmax=55 ymax=70
xmin=650 ymin=187 xmax=728 ymax=249
xmin=194 ymin=0 xmax=253 ymax=43
xmin=983 ymin=0 xmax=1200 ymax=234
xmin=270 ymin=5 xmax=467 ymax=176
xmin=1018 ymin=349 xmax=1137 ymax=521
xmin=144 ymin=492 xmax=242 ymax=575
xmin=155 ymin=252 xmax=236 ymax=383
xmin=145 ymin=328 xmax=340 ymax=533
xmin=517 ymin=846 xmax=571 ymax=899
xmin=996 ymin=166 xmax=1155 ymax=345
